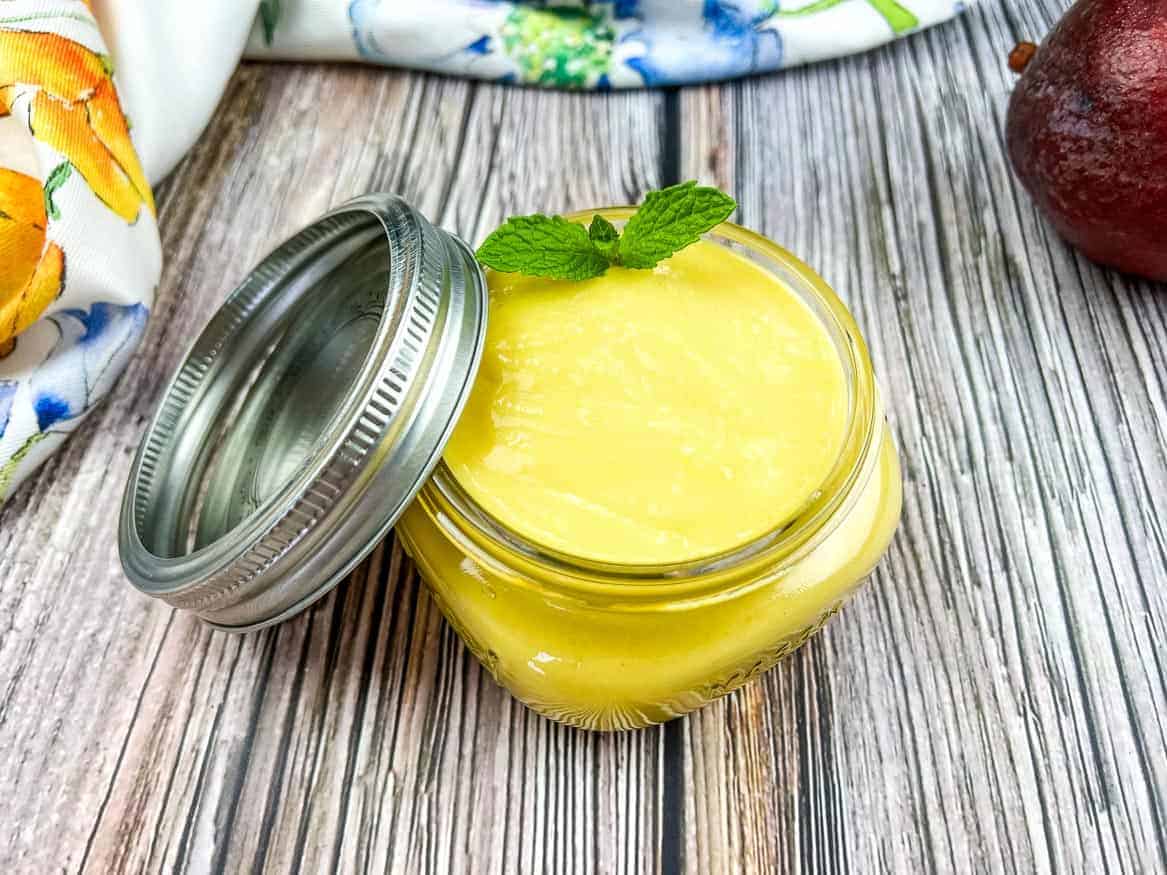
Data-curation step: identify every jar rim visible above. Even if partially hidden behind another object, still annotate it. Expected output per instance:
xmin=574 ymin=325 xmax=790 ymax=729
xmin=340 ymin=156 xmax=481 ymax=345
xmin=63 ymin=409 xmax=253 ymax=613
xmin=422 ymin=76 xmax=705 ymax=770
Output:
xmin=419 ymin=208 xmax=883 ymax=601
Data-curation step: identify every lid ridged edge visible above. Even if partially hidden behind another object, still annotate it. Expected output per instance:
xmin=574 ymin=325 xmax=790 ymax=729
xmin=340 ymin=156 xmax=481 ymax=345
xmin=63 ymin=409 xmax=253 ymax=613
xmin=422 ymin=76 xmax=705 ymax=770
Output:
xmin=119 ymin=194 xmax=488 ymax=629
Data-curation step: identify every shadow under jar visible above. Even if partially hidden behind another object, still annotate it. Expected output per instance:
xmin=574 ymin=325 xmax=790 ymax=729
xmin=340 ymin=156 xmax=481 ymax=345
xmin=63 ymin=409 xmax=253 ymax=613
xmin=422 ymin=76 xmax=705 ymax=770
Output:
xmin=120 ymin=197 xmax=901 ymax=732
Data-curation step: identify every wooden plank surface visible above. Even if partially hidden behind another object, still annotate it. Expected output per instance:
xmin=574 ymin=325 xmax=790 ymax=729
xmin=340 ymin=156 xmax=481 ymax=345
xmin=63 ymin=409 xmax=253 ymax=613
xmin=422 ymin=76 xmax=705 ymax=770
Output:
xmin=677 ymin=2 xmax=1167 ymax=872
xmin=2 ymin=0 xmax=1165 ymax=871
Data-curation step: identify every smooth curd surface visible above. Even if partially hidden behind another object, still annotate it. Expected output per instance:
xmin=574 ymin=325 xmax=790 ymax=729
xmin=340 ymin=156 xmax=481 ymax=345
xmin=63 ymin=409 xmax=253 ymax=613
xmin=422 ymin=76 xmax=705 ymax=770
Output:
xmin=442 ymin=240 xmax=850 ymax=564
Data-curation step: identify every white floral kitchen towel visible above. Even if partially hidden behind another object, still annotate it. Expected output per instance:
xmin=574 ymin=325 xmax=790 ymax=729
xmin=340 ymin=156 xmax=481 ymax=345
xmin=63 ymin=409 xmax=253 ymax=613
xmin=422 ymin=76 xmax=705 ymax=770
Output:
xmin=252 ymin=1 xmax=964 ymax=88
xmin=0 ymin=0 xmax=963 ymax=503
xmin=0 ymin=1 xmax=160 ymax=501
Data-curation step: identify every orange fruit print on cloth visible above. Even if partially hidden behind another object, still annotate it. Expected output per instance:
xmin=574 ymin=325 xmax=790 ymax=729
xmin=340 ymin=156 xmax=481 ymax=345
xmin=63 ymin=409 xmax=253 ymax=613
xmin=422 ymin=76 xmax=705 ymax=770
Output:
xmin=0 ymin=28 xmax=154 ymax=222
xmin=0 ymin=167 xmax=63 ymax=352
xmin=0 ymin=1 xmax=161 ymax=501
xmin=0 ymin=22 xmax=154 ymax=346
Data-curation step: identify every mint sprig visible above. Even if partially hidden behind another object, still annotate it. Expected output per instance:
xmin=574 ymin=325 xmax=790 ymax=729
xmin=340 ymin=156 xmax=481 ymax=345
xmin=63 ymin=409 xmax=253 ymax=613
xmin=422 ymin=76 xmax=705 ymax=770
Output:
xmin=475 ymin=181 xmax=737 ymax=280
xmin=475 ymin=214 xmax=611 ymax=281
xmin=619 ymin=182 xmax=737 ymax=269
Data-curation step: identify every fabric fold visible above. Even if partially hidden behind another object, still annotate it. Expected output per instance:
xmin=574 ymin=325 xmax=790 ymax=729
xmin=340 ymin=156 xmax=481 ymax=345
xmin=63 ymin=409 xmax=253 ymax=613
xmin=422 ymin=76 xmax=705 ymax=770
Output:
xmin=246 ymin=0 xmax=963 ymax=88
xmin=0 ymin=0 xmax=161 ymax=502
xmin=93 ymin=0 xmax=260 ymax=183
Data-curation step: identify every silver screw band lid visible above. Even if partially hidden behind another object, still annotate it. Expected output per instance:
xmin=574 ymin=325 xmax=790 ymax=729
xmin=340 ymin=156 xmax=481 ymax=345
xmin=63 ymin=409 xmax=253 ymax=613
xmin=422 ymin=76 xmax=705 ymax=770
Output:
xmin=119 ymin=194 xmax=487 ymax=631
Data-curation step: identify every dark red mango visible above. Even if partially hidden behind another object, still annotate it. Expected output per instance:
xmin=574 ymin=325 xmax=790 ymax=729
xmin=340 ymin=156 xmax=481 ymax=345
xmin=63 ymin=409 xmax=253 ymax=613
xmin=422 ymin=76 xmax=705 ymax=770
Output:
xmin=1007 ymin=0 xmax=1167 ymax=281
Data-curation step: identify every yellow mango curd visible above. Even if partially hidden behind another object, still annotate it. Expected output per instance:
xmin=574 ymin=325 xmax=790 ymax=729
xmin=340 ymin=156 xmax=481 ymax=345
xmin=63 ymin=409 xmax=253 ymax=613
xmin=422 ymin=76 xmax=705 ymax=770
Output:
xmin=397 ymin=212 xmax=902 ymax=730
xmin=444 ymin=241 xmax=849 ymax=564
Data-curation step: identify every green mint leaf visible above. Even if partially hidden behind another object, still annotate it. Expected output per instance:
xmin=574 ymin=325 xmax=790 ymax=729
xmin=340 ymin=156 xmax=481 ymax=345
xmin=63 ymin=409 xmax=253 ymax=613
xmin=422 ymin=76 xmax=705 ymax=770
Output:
xmin=588 ymin=214 xmax=618 ymax=243
xmin=588 ymin=214 xmax=620 ymax=261
xmin=475 ymin=183 xmax=737 ymax=280
xmin=619 ymin=180 xmax=736 ymax=269
xmin=43 ymin=162 xmax=72 ymax=221
xmin=476 ymin=214 xmax=611 ymax=280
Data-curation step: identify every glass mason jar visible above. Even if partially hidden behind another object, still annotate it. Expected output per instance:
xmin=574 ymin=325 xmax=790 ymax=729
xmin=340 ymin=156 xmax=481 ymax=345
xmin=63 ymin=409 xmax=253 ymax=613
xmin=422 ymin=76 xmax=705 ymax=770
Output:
xmin=120 ymin=197 xmax=901 ymax=732
xmin=396 ymin=208 xmax=902 ymax=731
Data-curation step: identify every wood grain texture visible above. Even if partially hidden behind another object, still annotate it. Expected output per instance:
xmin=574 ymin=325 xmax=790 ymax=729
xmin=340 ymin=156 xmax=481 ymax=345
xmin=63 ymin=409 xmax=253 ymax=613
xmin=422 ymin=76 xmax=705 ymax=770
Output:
xmin=0 ymin=67 xmax=667 ymax=874
xmin=678 ymin=1 xmax=1167 ymax=872
xmin=1 ymin=0 xmax=1164 ymax=872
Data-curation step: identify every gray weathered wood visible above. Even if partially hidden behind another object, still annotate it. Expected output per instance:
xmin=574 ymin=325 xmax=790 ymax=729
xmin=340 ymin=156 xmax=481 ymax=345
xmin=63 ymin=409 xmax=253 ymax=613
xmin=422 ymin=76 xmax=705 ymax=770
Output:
xmin=0 ymin=66 xmax=668 ymax=874
xmin=677 ymin=2 xmax=1167 ymax=872
xmin=2 ymin=0 xmax=1165 ymax=871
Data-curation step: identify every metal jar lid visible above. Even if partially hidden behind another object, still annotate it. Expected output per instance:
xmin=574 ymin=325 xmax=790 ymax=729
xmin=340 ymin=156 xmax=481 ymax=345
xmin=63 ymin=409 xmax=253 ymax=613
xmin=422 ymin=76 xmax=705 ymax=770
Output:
xmin=119 ymin=194 xmax=488 ymax=631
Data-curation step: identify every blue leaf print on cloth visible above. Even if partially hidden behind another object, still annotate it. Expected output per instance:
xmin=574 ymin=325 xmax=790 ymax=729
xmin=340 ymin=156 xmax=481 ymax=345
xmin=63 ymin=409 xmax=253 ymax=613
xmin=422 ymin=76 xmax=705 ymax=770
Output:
xmin=35 ymin=394 xmax=72 ymax=431
xmin=610 ymin=0 xmax=643 ymax=17
xmin=626 ymin=1 xmax=781 ymax=86
xmin=0 ymin=301 xmax=148 ymax=500
xmin=348 ymin=0 xmax=517 ymax=80
xmin=0 ymin=382 xmax=15 ymax=438
xmin=349 ymin=0 xmax=385 ymax=59
xmin=28 ymin=302 xmax=148 ymax=430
